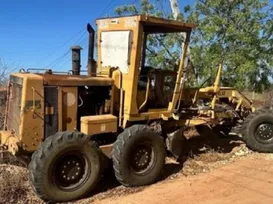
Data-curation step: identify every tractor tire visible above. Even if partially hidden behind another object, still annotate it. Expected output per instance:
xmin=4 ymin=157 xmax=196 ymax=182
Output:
xmin=112 ymin=125 xmax=166 ymax=187
xmin=242 ymin=108 xmax=273 ymax=152
xmin=28 ymin=131 xmax=102 ymax=202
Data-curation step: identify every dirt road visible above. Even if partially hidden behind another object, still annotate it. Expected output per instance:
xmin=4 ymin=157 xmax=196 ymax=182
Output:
xmin=2 ymin=133 xmax=273 ymax=204
xmin=92 ymin=154 xmax=273 ymax=204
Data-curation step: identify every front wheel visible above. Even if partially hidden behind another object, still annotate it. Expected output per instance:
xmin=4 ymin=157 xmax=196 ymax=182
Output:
xmin=28 ymin=131 xmax=103 ymax=202
xmin=242 ymin=108 xmax=273 ymax=152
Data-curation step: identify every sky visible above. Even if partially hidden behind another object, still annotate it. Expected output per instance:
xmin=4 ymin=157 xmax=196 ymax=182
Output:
xmin=0 ymin=0 xmax=195 ymax=72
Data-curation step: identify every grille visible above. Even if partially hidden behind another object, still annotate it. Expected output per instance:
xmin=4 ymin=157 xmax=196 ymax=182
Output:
xmin=6 ymin=79 xmax=22 ymax=133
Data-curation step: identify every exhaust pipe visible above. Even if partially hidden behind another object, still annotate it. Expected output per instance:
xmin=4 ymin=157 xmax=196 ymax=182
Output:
xmin=70 ymin=45 xmax=82 ymax=75
xmin=87 ymin=23 xmax=96 ymax=76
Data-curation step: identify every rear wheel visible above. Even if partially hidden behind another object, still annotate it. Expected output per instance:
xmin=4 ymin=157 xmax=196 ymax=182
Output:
xmin=112 ymin=125 xmax=166 ymax=187
xmin=242 ymin=108 xmax=273 ymax=152
xmin=29 ymin=131 xmax=102 ymax=202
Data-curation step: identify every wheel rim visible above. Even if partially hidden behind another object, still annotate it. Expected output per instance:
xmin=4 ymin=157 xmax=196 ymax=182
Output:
xmin=130 ymin=142 xmax=155 ymax=175
xmin=255 ymin=123 xmax=273 ymax=143
xmin=52 ymin=151 xmax=90 ymax=191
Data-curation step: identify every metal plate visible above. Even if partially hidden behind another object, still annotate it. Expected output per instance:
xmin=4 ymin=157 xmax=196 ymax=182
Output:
xmin=44 ymin=86 xmax=58 ymax=138
xmin=101 ymin=31 xmax=131 ymax=74
xmin=6 ymin=83 xmax=22 ymax=133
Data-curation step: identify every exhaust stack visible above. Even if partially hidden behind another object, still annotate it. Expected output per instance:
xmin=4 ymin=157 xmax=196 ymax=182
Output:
xmin=71 ymin=45 xmax=82 ymax=75
xmin=87 ymin=23 xmax=96 ymax=76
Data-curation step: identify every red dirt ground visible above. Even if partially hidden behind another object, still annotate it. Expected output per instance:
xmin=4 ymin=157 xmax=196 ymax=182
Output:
xmin=91 ymin=154 xmax=273 ymax=204
xmin=1 ymin=132 xmax=273 ymax=204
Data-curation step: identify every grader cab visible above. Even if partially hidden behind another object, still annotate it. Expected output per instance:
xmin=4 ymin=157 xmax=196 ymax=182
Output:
xmin=0 ymin=15 xmax=262 ymax=202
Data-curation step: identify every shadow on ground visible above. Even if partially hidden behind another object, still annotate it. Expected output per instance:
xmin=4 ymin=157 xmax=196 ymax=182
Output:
xmin=161 ymin=127 xmax=244 ymax=180
xmin=82 ymin=128 xmax=244 ymax=202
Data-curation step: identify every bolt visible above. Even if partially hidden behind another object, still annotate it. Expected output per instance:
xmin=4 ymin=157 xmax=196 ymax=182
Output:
xmin=72 ymin=176 xmax=75 ymax=179
xmin=64 ymin=165 xmax=66 ymax=168
xmin=76 ymin=163 xmax=79 ymax=166
xmin=67 ymin=177 xmax=70 ymax=180
xmin=76 ymin=172 xmax=79 ymax=176
xmin=63 ymin=175 xmax=66 ymax=178
xmin=68 ymin=161 xmax=70 ymax=164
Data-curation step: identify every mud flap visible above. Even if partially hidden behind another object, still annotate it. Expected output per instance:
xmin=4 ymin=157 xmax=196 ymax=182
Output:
xmin=166 ymin=128 xmax=186 ymax=159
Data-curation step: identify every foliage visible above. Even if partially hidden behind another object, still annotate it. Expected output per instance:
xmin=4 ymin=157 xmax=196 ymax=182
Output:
xmin=187 ymin=0 xmax=273 ymax=92
xmin=115 ymin=0 xmax=273 ymax=92
xmin=116 ymin=0 xmax=184 ymax=69
xmin=0 ymin=58 xmax=11 ymax=86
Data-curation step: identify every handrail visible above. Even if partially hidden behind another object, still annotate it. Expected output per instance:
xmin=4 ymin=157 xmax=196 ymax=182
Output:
xmin=27 ymin=68 xmax=49 ymax=72
xmin=118 ymin=70 xmax=123 ymax=127
xmin=19 ymin=68 xmax=26 ymax=73
xmin=18 ymin=68 xmax=74 ymax=75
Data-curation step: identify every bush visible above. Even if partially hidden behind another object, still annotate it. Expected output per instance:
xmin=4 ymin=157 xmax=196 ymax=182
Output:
xmin=263 ymin=90 xmax=273 ymax=108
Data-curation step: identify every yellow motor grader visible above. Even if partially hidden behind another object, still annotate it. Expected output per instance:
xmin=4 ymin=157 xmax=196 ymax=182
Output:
xmin=0 ymin=15 xmax=267 ymax=202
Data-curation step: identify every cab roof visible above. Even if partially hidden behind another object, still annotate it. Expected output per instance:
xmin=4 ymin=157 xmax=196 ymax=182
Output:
xmin=96 ymin=15 xmax=196 ymax=33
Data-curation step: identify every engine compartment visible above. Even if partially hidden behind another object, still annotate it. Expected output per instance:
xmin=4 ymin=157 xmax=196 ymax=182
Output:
xmin=77 ymin=85 xmax=111 ymax=130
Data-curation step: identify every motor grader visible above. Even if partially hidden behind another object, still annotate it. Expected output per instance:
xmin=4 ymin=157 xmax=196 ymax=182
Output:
xmin=0 ymin=15 xmax=267 ymax=202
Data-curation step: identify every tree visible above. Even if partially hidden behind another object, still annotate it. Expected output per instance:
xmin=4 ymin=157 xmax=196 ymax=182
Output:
xmin=0 ymin=58 xmax=14 ymax=129
xmin=115 ymin=0 xmax=184 ymax=70
xmin=115 ymin=0 xmax=273 ymax=92
xmin=0 ymin=58 xmax=11 ymax=86
xmin=186 ymin=0 xmax=273 ymax=92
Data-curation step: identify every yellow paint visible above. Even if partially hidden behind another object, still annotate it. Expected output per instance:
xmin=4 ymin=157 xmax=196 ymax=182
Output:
xmin=17 ymin=73 xmax=44 ymax=152
xmin=45 ymin=106 xmax=54 ymax=115
xmin=81 ymin=114 xmax=117 ymax=135
xmin=96 ymin=15 xmax=195 ymax=127
xmin=0 ymin=15 xmax=256 ymax=157
xmin=59 ymin=87 xmax=78 ymax=131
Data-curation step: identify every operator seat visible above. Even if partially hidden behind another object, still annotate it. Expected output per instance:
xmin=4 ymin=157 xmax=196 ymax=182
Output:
xmin=138 ymin=66 xmax=168 ymax=108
